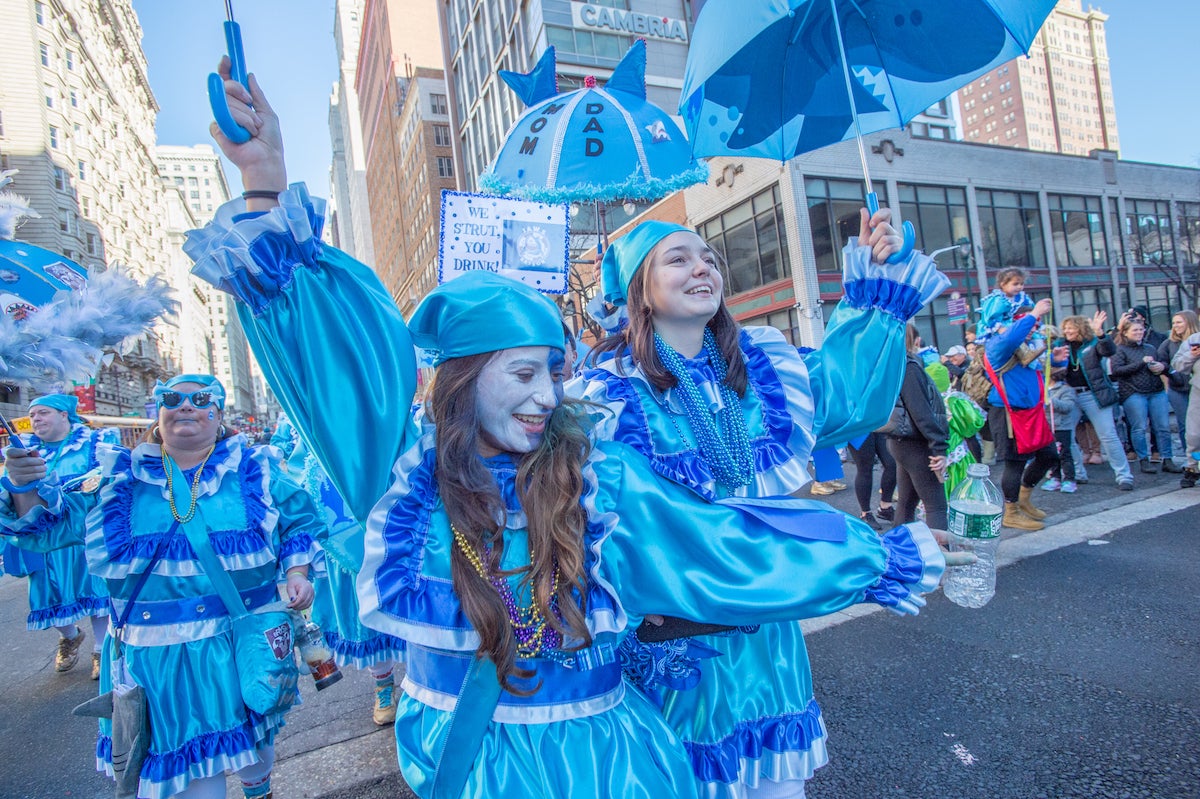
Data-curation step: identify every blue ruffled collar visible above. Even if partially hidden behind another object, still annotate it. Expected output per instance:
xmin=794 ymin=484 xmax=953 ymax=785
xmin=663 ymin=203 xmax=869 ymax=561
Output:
xmin=130 ymin=434 xmax=247 ymax=499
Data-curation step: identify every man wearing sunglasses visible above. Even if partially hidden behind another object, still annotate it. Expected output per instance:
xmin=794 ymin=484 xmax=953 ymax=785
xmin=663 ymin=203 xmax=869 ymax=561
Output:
xmin=2 ymin=394 xmax=117 ymax=678
xmin=1173 ymin=332 xmax=1200 ymax=488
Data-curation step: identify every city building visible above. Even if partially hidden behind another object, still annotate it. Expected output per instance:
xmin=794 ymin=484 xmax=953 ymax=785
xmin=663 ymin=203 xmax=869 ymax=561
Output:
xmin=438 ymin=0 xmax=693 ymax=195
xmin=0 ymin=0 xmax=179 ymax=415
xmin=666 ymin=133 xmax=1197 ymax=353
xmin=328 ymin=0 xmax=376 ymax=263
xmin=153 ymin=144 xmax=255 ymax=415
xmin=958 ymin=0 xmax=1118 ymax=156
xmin=356 ymin=0 xmax=447 ymax=303
xmin=391 ymin=67 xmax=457 ymax=315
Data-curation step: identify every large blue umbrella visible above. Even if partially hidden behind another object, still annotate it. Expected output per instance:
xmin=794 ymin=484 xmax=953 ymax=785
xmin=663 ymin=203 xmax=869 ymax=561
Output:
xmin=681 ymin=0 xmax=1057 ymax=259
xmin=480 ymin=40 xmax=708 ymax=205
xmin=0 ymin=239 xmax=88 ymax=320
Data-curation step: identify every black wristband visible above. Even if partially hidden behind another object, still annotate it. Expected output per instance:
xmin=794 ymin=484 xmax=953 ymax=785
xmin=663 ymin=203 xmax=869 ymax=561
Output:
xmin=242 ymin=189 xmax=283 ymax=200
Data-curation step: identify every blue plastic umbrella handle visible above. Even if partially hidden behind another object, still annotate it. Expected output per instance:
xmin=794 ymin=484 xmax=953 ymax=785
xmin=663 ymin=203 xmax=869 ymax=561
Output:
xmin=866 ymin=192 xmax=915 ymax=265
xmin=207 ymin=19 xmax=251 ymax=144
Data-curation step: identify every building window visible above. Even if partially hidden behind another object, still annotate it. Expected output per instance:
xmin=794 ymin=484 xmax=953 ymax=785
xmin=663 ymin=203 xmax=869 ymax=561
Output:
xmin=700 ymin=184 xmax=791 ymax=294
xmin=35 ymin=1 xmax=45 ymax=23
xmin=49 ymin=125 xmax=59 ymax=148
xmin=741 ymin=308 xmax=802 ymax=345
xmin=86 ymin=232 xmax=96 ymax=254
xmin=1049 ymin=194 xmax=1106 ymax=267
xmin=1176 ymin=201 xmax=1200 ymax=266
xmin=898 ymin=184 xmax=971 ymax=269
xmin=430 ymin=93 xmax=449 ymax=115
xmin=806 ymin=177 xmax=884 ymax=273
xmin=1124 ymin=198 xmax=1174 ymax=266
xmin=69 ymin=89 xmax=78 ymax=107
xmin=437 ymin=156 xmax=455 ymax=178
xmin=77 ymin=160 xmax=85 ymax=180
xmin=40 ymin=43 xmax=50 ymax=66
xmin=976 ymin=189 xmax=1044 ymax=268
xmin=53 ymin=167 xmax=65 ymax=190
xmin=66 ymin=50 xmax=74 ymax=71
xmin=433 ymin=124 xmax=452 ymax=147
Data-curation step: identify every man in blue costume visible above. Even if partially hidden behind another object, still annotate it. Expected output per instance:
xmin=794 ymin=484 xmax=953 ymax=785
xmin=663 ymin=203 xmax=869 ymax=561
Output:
xmin=3 ymin=394 xmax=116 ymax=678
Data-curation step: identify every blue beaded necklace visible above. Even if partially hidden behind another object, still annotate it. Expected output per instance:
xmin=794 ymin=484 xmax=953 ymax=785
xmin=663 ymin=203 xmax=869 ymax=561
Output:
xmin=654 ymin=329 xmax=753 ymax=489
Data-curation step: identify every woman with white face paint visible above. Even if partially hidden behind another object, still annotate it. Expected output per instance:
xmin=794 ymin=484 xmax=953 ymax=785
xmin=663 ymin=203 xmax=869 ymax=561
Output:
xmin=184 ymin=65 xmax=947 ymax=799
xmin=574 ymin=215 xmax=952 ymax=798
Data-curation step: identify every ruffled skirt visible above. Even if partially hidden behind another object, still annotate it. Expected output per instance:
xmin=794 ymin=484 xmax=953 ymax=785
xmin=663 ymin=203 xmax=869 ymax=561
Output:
xmin=25 ymin=544 xmax=108 ymax=630
xmin=394 ymin=684 xmax=701 ymax=798
xmin=312 ymin=553 xmax=405 ymax=669
xmin=658 ymin=622 xmax=828 ymax=797
xmin=95 ymin=634 xmax=287 ymax=799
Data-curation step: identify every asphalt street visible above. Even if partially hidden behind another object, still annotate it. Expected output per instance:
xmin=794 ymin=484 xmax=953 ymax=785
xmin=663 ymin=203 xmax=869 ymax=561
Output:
xmin=0 ymin=463 xmax=1196 ymax=799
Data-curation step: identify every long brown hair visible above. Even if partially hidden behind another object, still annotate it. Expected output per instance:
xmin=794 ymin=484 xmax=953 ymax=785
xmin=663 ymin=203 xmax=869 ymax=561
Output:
xmin=426 ymin=352 xmax=593 ymax=694
xmin=1114 ymin=315 xmax=1145 ymax=346
xmin=590 ymin=243 xmax=747 ymax=394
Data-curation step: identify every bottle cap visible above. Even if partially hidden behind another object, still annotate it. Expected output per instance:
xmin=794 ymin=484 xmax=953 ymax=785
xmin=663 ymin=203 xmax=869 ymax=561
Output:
xmin=967 ymin=463 xmax=991 ymax=478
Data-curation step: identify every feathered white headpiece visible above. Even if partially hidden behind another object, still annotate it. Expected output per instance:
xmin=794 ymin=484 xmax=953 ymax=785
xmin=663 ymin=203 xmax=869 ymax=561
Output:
xmin=0 ymin=170 xmax=39 ymax=241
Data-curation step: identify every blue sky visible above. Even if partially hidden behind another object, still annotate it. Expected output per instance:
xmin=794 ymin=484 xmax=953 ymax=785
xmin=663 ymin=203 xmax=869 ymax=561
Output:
xmin=135 ymin=0 xmax=1200 ymax=200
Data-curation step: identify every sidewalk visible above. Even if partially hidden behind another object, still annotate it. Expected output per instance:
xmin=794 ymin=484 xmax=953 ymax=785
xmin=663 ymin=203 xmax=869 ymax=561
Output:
xmin=251 ymin=457 xmax=1198 ymax=799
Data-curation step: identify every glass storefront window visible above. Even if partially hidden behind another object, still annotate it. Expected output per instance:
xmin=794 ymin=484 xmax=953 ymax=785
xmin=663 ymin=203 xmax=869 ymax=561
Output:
xmin=700 ymin=185 xmax=790 ymax=295
xmin=1124 ymin=198 xmax=1174 ymax=265
xmin=1175 ymin=201 xmax=1200 ymax=265
xmin=806 ymin=178 xmax=884 ymax=273
xmin=741 ymin=308 xmax=801 ymax=345
xmin=1048 ymin=194 xmax=1105 ymax=267
xmin=976 ymin=189 xmax=1044 ymax=269
xmin=897 ymin=183 xmax=970 ymax=269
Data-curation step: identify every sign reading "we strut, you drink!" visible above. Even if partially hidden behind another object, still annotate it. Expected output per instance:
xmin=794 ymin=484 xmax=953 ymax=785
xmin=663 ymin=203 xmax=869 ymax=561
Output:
xmin=437 ymin=190 xmax=570 ymax=295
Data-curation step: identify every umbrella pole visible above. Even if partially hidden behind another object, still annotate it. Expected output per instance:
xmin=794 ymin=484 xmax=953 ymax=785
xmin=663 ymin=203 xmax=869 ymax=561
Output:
xmin=0 ymin=411 xmax=28 ymax=450
xmin=827 ymin=0 xmax=915 ymax=262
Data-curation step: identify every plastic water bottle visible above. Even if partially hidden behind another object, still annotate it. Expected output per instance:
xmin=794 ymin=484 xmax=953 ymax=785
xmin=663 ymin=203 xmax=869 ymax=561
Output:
xmin=944 ymin=463 xmax=1003 ymax=608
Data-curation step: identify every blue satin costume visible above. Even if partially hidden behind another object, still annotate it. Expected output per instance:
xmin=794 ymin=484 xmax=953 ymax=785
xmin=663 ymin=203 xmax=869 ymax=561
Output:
xmin=572 ymin=239 xmax=950 ymax=795
xmin=180 ymin=185 xmax=944 ymax=799
xmin=282 ymin=424 xmax=407 ymax=669
xmin=0 ymin=435 xmax=319 ymax=799
xmin=2 ymin=424 xmax=117 ymax=629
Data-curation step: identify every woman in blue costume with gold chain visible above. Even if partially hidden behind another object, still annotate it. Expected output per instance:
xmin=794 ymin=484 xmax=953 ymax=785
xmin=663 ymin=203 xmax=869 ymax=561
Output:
xmin=2 ymin=374 xmax=320 ymax=799
xmin=2 ymin=394 xmax=117 ymax=679
xmin=574 ymin=217 xmax=950 ymax=798
xmin=182 ymin=66 xmax=947 ymax=798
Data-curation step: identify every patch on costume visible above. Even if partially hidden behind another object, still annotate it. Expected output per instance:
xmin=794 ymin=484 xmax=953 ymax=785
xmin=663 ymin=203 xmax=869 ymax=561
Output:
xmin=265 ymin=622 xmax=293 ymax=660
xmin=81 ymin=475 xmax=102 ymax=493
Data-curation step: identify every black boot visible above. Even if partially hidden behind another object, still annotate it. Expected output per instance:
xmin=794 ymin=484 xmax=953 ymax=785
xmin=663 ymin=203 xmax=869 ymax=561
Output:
xmin=1162 ymin=459 xmax=1183 ymax=474
xmin=1182 ymin=468 xmax=1199 ymax=489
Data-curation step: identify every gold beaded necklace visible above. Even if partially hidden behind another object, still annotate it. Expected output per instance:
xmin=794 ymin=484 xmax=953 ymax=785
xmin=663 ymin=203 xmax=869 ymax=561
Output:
xmin=450 ymin=522 xmax=562 ymax=657
xmin=161 ymin=444 xmax=217 ymax=523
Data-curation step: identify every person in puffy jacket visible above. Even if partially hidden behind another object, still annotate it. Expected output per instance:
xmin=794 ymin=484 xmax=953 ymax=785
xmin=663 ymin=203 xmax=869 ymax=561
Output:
xmin=984 ymin=299 xmax=1064 ymax=530
xmin=1110 ymin=314 xmax=1181 ymax=475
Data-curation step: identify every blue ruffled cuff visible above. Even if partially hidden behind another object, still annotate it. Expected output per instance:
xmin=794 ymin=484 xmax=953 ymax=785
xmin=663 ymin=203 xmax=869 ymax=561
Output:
xmin=183 ymin=183 xmax=327 ymax=316
xmin=618 ymin=633 xmax=722 ymax=692
xmin=1 ymin=478 xmax=65 ymax=539
xmin=864 ymin=522 xmax=946 ymax=615
xmin=841 ymin=240 xmax=951 ymax=321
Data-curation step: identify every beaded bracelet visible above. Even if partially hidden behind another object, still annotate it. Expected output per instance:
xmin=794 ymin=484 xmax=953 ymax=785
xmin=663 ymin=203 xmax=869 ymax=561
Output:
xmin=242 ymin=189 xmax=283 ymax=201
xmin=1 ymin=476 xmax=42 ymax=494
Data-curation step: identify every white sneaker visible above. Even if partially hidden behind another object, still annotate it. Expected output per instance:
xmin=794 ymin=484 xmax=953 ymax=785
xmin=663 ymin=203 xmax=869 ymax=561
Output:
xmin=1040 ymin=478 xmax=1061 ymax=492
xmin=1059 ymin=480 xmax=1077 ymax=493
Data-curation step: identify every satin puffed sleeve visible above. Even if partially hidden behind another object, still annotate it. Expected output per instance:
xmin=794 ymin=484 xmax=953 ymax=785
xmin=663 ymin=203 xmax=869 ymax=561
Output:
xmin=261 ymin=455 xmax=322 ymax=575
xmin=0 ymin=476 xmax=95 ymax=553
xmin=803 ymin=241 xmax=950 ymax=448
xmin=184 ymin=184 xmax=419 ymax=524
xmin=586 ymin=442 xmax=945 ymax=623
